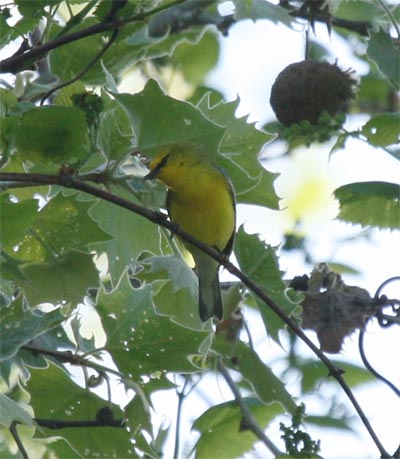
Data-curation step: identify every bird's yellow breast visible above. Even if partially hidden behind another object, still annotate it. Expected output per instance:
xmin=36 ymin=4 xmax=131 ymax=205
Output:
xmin=168 ymin=164 xmax=235 ymax=251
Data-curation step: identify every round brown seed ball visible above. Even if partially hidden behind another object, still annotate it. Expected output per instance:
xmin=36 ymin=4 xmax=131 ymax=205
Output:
xmin=270 ymin=60 xmax=356 ymax=126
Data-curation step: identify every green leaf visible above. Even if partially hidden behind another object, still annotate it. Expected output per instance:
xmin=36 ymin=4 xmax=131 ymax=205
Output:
xmin=0 ymin=295 xmax=65 ymax=361
xmin=0 ymin=393 xmax=34 ymax=427
xmin=97 ymin=92 xmax=132 ymax=160
xmin=197 ymin=92 xmax=278 ymax=208
xmin=26 ymin=363 xmax=136 ymax=458
xmin=335 ymin=0 xmax=384 ymax=22
xmin=15 ymin=106 xmax=89 ymax=165
xmin=96 ymin=274 xmax=210 ymax=379
xmin=171 ymin=31 xmax=219 ymax=85
xmin=214 ymin=339 xmax=297 ymax=413
xmin=233 ymin=0 xmax=293 ymax=25
xmin=234 ymin=227 xmax=299 ymax=343
xmin=27 ymin=193 xmax=112 ymax=255
xmin=0 ymin=194 xmax=38 ymax=250
xmin=0 ymin=88 xmax=18 ymax=116
xmin=113 ymin=80 xmax=224 ymax=155
xmin=334 ymin=181 xmax=400 ymax=229
xmin=367 ymin=29 xmax=400 ymax=90
xmin=361 ymin=113 xmax=400 ymax=146
xmin=135 ymin=255 xmax=205 ymax=329
xmin=193 ymin=397 xmax=283 ymax=459
xmin=21 ymin=250 xmax=99 ymax=306
xmin=89 ymin=196 xmax=161 ymax=283
xmin=300 ymin=360 xmax=374 ymax=393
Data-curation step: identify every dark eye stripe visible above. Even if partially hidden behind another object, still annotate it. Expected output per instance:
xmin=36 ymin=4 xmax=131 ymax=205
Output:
xmin=151 ymin=153 xmax=170 ymax=175
xmin=158 ymin=153 xmax=170 ymax=169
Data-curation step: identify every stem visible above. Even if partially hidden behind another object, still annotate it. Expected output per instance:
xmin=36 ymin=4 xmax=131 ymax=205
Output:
xmin=173 ymin=377 xmax=191 ymax=459
xmin=1 ymin=171 xmax=391 ymax=458
xmin=10 ymin=422 xmax=29 ymax=459
xmin=217 ymin=359 xmax=282 ymax=456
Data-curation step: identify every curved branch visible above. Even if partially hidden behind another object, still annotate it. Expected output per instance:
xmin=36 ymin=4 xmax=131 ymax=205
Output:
xmin=0 ymin=170 xmax=391 ymax=458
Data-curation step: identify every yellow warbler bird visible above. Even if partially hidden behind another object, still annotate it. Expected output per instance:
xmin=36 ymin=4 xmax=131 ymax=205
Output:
xmin=144 ymin=142 xmax=236 ymax=322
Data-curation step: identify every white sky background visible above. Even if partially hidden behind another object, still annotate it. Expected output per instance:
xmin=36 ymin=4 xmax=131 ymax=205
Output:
xmin=1 ymin=3 xmax=399 ymax=459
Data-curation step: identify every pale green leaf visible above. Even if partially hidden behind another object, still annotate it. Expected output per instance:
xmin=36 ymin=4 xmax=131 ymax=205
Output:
xmin=135 ymin=255 xmax=205 ymax=329
xmin=0 ymin=194 xmax=38 ymax=249
xmin=193 ymin=397 xmax=283 ymax=459
xmin=234 ymin=227 xmax=299 ymax=343
xmin=0 ymin=295 xmax=65 ymax=361
xmin=171 ymin=31 xmax=219 ymax=85
xmin=113 ymin=80 xmax=224 ymax=155
xmin=367 ymin=29 xmax=400 ymax=90
xmin=214 ymin=339 xmax=297 ymax=413
xmin=335 ymin=181 xmax=400 ymax=230
xmin=89 ymin=196 xmax=161 ymax=283
xmin=362 ymin=113 xmax=400 ymax=146
xmin=96 ymin=274 xmax=209 ymax=379
xmin=21 ymin=250 xmax=99 ymax=306
xmin=26 ymin=363 xmax=136 ymax=458
xmin=197 ymin=93 xmax=279 ymax=208
xmin=15 ymin=106 xmax=89 ymax=165
xmin=233 ymin=0 xmax=293 ymax=25
xmin=0 ymin=394 xmax=34 ymax=427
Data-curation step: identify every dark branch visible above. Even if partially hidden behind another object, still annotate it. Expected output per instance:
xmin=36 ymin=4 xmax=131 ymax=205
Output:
xmin=10 ymin=422 xmax=29 ymax=459
xmin=34 ymin=416 xmax=125 ymax=429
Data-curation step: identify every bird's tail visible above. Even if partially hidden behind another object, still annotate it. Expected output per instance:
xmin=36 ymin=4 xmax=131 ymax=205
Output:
xmin=198 ymin=267 xmax=223 ymax=322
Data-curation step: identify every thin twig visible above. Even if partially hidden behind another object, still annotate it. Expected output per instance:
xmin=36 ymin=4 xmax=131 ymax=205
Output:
xmin=40 ymin=29 xmax=119 ymax=105
xmin=173 ymin=376 xmax=191 ymax=459
xmin=1 ymin=170 xmax=391 ymax=458
xmin=9 ymin=422 xmax=29 ymax=459
xmin=217 ymin=358 xmax=282 ymax=456
xmin=359 ymin=330 xmax=400 ymax=397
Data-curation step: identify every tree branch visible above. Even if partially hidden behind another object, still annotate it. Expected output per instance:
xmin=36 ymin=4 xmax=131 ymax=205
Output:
xmin=217 ymin=358 xmax=282 ymax=456
xmin=0 ymin=170 xmax=390 ymax=458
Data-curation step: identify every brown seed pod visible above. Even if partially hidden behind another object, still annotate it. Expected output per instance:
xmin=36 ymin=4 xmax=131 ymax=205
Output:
xmin=270 ymin=60 xmax=356 ymax=126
